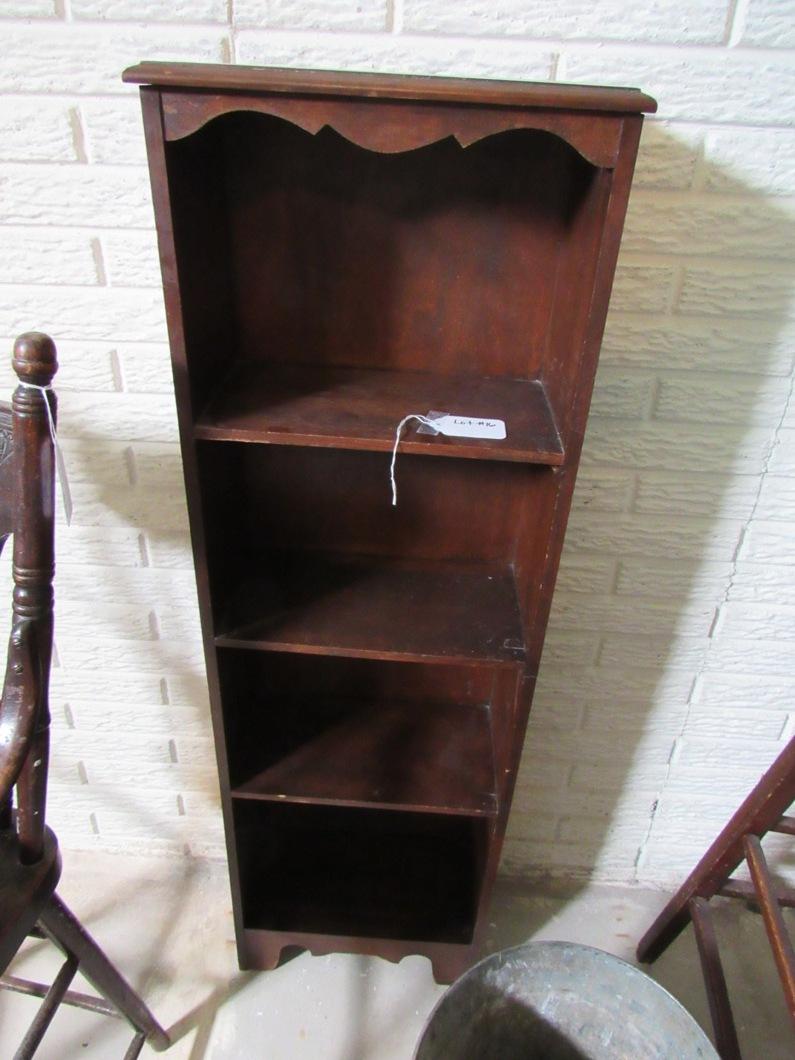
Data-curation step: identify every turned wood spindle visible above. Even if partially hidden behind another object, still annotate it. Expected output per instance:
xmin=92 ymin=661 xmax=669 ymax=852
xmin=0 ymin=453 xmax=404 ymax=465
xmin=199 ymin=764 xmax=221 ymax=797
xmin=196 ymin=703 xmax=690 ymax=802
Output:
xmin=7 ymin=332 xmax=58 ymax=864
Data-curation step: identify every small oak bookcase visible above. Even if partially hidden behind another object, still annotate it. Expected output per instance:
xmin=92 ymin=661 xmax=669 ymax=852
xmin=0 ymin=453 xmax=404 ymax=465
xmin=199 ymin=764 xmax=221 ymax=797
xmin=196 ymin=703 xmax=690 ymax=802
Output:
xmin=125 ymin=61 xmax=655 ymax=983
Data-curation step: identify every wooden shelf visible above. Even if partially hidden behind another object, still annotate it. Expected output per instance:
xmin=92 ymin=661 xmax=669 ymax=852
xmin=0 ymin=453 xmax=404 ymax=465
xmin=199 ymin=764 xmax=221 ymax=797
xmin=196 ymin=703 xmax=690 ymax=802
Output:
xmin=215 ymin=553 xmax=526 ymax=668
xmin=231 ymin=700 xmax=497 ymax=817
xmin=195 ymin=362 xmax=564 ymax=466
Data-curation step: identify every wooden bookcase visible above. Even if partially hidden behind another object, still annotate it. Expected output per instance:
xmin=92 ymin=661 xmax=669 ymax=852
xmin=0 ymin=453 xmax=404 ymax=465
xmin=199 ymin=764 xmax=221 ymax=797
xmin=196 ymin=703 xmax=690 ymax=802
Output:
xmin=125 ymin=61 xmax=655 ymax=983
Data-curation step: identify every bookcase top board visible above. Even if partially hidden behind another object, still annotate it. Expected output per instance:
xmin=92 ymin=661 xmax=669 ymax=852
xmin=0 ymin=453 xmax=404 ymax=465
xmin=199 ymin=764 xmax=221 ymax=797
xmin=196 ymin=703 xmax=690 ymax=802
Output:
xmin=123 ymin=61 xmax=657 ymax=114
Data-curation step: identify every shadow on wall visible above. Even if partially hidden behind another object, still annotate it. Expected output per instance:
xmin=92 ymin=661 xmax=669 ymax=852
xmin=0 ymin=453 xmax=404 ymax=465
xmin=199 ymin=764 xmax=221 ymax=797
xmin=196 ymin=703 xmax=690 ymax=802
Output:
xmin=504 ymin=125 xmax=795 ymax=898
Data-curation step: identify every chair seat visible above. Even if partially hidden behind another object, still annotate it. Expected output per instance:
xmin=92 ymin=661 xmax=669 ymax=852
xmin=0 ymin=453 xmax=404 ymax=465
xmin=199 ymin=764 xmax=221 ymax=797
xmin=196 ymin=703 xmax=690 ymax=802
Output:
xmin=0 ymin=825 xmax=61 ymax=974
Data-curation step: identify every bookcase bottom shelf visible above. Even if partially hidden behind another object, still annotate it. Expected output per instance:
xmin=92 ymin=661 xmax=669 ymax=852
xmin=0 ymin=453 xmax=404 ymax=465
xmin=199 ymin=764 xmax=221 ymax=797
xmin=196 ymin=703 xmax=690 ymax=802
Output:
xmin=234 ymin=802 xmax=485 ymax=946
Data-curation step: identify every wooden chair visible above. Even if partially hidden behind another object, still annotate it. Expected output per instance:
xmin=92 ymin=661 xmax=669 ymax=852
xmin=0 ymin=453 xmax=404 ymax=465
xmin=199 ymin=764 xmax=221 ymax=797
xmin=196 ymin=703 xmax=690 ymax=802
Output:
xmin=0 ymin=334 xmax=170 ymax=1058
xmin=637 ymin=733 xmax=795 ymax=1059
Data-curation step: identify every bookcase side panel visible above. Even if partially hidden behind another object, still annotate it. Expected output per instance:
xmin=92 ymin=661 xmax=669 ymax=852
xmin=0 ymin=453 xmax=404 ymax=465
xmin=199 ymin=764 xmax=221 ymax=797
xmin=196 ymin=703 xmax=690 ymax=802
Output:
xmin=139 ymin=86 xmax=248 ymax=959
xmin=515 ymin=117 xmax=644 ymax=672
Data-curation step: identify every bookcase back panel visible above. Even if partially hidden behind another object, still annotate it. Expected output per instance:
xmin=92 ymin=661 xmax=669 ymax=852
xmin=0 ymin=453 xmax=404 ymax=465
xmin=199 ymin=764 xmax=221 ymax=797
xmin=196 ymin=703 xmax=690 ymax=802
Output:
xmin=197 ymin=441 xmax=556 ymax=571
xmin=217 ymin=649 xmax=495 ymax=709
xmin=233 ymin=800 xmax=485 ymax=943
xmin=166 ymin=125 xmax=240 ymax=416
xmin=217 ymin=650 xmax=504 ymax=817
xmin=166 ymin=112 xmax=597 ymax=412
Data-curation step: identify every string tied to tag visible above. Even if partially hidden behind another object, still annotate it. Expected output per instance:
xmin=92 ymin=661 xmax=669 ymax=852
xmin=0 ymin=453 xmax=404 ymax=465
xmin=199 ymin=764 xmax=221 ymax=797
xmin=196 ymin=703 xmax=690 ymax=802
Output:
xmin=19 ymin=382 xmax=72 ymax=526
xmin=390 ymin=413 xmax=439 ymax=507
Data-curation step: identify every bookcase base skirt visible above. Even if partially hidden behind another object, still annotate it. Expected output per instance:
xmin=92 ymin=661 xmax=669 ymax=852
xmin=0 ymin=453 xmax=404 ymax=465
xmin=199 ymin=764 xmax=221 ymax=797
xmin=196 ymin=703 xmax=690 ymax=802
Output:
xmin=241 ymin=929 xmax=478 ymax=984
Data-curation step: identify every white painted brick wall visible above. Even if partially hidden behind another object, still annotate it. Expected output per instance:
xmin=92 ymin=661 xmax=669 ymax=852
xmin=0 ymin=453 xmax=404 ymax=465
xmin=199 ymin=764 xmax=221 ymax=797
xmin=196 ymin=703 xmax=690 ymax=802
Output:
xmin=0 ymin=1 xmax=793 ymax=891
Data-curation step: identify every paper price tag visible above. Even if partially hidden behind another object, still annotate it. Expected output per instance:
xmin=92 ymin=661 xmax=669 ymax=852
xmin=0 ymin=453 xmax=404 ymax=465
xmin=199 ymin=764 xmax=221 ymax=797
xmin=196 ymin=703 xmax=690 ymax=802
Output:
xmin=391 ymin=410 xmax=508 ymax=505
xmin=433 ymin=414 xmax=507 ymax=440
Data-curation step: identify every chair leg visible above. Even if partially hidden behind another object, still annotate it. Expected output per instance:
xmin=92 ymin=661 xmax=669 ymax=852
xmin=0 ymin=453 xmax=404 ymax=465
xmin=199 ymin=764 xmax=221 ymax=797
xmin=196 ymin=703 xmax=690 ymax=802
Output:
xmin=37 ymin=893 xmax=170 ymax=1051
xmin=689 ymin=898 xmax=742 ymax=1060
xmin=14 ymin=954 xmax=78 ymax=1060
xmin=124 ymin=1031 xmax=147 ymax=1060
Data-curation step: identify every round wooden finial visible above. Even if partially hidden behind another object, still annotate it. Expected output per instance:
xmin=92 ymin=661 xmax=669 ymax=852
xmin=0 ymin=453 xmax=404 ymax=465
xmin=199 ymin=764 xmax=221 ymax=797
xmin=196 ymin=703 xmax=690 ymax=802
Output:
xmin=12 ymin=332 xmax=58 ymax=387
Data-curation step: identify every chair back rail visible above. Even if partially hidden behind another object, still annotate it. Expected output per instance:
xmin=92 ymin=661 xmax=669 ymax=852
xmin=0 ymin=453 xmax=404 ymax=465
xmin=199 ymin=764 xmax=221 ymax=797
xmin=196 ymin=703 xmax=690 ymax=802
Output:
xmin=0 ymin=333 xmax=57 ymax=863
xmin=0 ymin=332 xmax=170 ymax=1053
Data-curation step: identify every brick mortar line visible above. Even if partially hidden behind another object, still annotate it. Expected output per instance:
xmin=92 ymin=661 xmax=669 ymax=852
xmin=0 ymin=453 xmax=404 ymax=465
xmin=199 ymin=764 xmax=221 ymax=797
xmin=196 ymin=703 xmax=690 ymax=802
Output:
xmin=0 ymin=16 xmax=232 ymax=29
xmin=388 ymin=0 xmax=404 ymax=34
xmin=4 ymin=20 xmax=795 ymax=58
xmin=634 ymin=363 xmax=795 ymax=877
xmin=226 ymin=0 xmax=236 ymax=63
xmin=726 ymin=0 xmax=751 ymax=48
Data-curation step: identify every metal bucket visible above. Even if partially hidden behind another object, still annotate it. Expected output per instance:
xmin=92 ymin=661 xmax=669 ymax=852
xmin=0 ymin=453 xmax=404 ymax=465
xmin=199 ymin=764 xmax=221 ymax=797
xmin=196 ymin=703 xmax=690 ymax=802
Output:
xmin=416 ymin=941 xmax=718 ymax=1060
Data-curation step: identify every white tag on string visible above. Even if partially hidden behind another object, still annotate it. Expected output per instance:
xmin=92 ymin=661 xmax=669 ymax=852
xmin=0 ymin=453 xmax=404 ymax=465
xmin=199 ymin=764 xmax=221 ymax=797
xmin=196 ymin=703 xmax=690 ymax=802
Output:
xmin=416 ymin=409 xmax=506 ymax=439
xmin=433 ymin=414 xmax=506 ymax=440
xmin=21 ymin=383 xmax=72 ymax=526
xmin=390 ymin=413 xmax=437 ymax=506
xmin=390 ymin=409 xmax=508 ymax=506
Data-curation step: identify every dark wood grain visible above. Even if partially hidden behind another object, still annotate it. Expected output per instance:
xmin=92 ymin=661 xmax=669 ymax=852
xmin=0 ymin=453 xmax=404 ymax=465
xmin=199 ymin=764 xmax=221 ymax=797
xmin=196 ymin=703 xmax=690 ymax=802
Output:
xmin=166 ymin=112 xmax=595 ymax=409
xmin=232 ymin=700 xmax=497 ymax=816
xmin=0 ymin=828 xmax=60 ymax=973
xmin=234 ymin=801 xmax=482 ymax=943
xmin=689 ymin=898 xmax=742 ymax=1060
xmin=744 ymin=835 xmax=795 ymax=1028
xmin=4 ymin=332 xmax=57 ymax=864
xmin=123 ymin=61 xmax=657 ymax=114
xmin=195 ymin=362 xmax=564 ymax=464
xmin=197 ymin=442 xmax=550 ymax=571
xmin=720 ymin=876 xmax=795 ymax=908
xmin=134 ymin=64 xmax=650 ymax=980
xmin=216 ymin=554 xmax=526 ymax=668
xmin=161 ymin=91 xmax=625 ymax=167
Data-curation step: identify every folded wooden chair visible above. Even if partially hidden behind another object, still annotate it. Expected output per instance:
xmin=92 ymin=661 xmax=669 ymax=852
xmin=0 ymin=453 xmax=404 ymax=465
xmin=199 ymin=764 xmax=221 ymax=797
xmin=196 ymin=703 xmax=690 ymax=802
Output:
xmin=0 ymin=334 xmax=170 ymax=1058
xmin=637 ymin=733 xmax=795 ymax=1059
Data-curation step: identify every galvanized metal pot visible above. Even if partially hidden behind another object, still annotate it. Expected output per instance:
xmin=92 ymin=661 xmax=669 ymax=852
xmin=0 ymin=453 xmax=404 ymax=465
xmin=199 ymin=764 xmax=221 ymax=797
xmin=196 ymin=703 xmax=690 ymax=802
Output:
xmin=416 ymin=941 xmax=718 ymax=1060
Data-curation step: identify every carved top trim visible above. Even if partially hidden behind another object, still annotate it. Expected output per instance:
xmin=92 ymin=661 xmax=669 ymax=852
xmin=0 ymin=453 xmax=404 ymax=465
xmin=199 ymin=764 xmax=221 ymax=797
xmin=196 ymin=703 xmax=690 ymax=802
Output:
xmin=161 ymin=92 xmax=623 ymax=168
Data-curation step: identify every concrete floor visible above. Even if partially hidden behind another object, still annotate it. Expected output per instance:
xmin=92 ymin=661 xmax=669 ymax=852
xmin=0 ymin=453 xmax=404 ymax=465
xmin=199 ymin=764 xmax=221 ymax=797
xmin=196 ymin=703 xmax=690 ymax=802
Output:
xmin=1 ymin=849 xmax=792 ymax=1058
